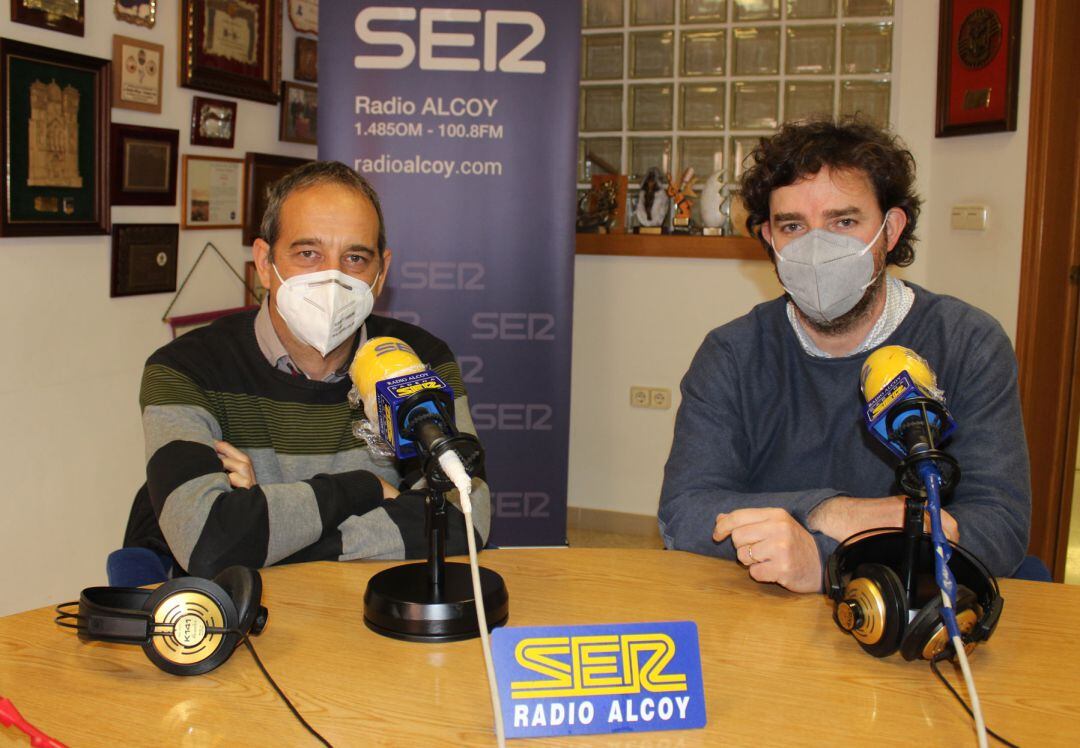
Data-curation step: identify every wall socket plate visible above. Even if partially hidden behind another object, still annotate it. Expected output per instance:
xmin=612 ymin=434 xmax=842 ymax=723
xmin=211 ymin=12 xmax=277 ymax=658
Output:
xmin=950 ymin=204 xmax=989 ymax=231
xmin=630 ymin=386 xmax=671 ymax=409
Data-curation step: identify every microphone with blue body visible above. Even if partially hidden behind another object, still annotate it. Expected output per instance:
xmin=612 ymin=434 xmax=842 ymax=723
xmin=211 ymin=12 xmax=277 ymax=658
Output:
xmin=860 ymin=346 xmax=960 ymax=498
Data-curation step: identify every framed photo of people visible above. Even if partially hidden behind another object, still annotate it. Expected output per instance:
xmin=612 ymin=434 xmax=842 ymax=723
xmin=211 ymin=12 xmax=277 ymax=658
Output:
xmin=190 ymin=96 xmax=238 ymax=148
xmin=0 ymin=38 xmax=110 ymax=237
xmin=111 ymin=223 xmax=179 ymax=297
xmin=180 ymin=0 xmax=282 ymax=104
xmin=114 ymin=0 xmax=156 ymax=28
xmin=181 ymin=155 xmax=244 ymax=229
xmin=11 ymin=0 xmax=84 ymax=36
xmin=112 ymin=35 xmax=164 ymax=114
xmin=279 ymin=81 xmax=317 ymax=144
xmin=111 ymin=124 xmax=178 ymax=206
xmin=242 ymin=152 xmax=311 ymax=245
xmin=935 ymin=0 xmax=1023 ymax=137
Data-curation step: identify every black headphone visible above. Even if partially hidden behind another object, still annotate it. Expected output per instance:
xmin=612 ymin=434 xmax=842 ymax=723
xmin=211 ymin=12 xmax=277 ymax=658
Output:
xmin=826 ymin=530 xmax=1003 ymax=661
xmin=56 ymin=566 xmax=268 ymax=676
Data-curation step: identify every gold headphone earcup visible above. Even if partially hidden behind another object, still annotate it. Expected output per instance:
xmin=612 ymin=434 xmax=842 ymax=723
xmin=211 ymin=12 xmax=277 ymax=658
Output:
xmin=900 ymin=585 xmax=981 ymax=661
xmin=835 ymin=563 xmax=908 ymax=658
xmin=141 ymin=578 xmax=239 ymax=676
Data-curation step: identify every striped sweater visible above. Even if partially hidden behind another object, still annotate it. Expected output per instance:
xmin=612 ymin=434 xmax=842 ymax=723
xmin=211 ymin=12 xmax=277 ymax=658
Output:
xmin=123 ymin=309 xmax=490 ymax=577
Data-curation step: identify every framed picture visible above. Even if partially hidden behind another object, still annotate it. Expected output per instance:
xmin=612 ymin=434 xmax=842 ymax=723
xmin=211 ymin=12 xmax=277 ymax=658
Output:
xmin=114 ymin=0 xmax=156 ymax=28
xmin=242 ymin=152 xmax=311 ymax=245
xmin=288 ymin=0 xmax=318 ymax=34
xmin=279 ymin=81 xmax=317 ymax=145
xmin=111 ymin=223 xmax=178 ymax=297
xmin=112 ymin=35 xmax=163 ymax=114
xmin=111 ymin=124 xmax=178 ymax=206
xmin=244 ymin=260 xmax=268 ymax=306
xmin=180 ymin=0 xmax=282 ymax=104
xmin=190 ymin=96 xmax=237 ymax=148
xmin=295 ymin=37 xmax=317 ymax=82
xmin=935 ymin=0 xmax=1023 ymax=137
xmin=0 ymin=38 xmax=110 ymax=237
xmin=11 ymin=0 xmax=84 ymax=36
xmin=182 ymin=155 xmax=244 ymax=229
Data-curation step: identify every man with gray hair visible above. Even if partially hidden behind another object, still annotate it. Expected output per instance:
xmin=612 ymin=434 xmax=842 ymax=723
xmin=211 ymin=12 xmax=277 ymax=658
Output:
xmin=120 ymin=161 xmax=489 ymax=578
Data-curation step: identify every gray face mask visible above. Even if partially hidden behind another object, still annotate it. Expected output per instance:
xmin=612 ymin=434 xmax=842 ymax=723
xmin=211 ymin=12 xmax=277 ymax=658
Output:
xmin=771 ymin=219 xmax=887 ymax=323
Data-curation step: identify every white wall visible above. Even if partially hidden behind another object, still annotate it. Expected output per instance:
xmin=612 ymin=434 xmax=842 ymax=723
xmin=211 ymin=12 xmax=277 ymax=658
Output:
xmin=566 ymin=0 xmax=1035 ymax=518
xmin=0 ymin=8 xmax=314 ymax=616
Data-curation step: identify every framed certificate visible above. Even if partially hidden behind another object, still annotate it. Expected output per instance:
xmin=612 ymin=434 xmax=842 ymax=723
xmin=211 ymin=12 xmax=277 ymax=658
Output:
xmin=182 ymin=155 xmax=244 ymax=229
xmin=180 ymin=0 xmax=282 ymax=104
xmin=111 ymin=124 xmax=178 ymax=206
xmin=0 ymin=38 xmax=109 ymax=237
xmin=112 ymin=35 xmax=163 ymax=113
xmin=288 ymin=0 xmax=318 ymax=34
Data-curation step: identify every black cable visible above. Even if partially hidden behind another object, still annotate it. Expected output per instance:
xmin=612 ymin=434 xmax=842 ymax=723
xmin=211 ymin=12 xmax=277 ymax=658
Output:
xmin=243 ymin=638 xmax=334 ymax=748
xmin=930 ymin=655 xmax=1020 ymax=747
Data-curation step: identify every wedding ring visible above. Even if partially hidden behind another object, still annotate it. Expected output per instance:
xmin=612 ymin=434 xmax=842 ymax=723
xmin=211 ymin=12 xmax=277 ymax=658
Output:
xmin=747 ymin=545 xmax=754 ymax=562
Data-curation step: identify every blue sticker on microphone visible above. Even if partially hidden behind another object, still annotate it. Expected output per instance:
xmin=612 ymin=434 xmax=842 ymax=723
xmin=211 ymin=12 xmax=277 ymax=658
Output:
xmin=491 ymin=621 xmax=707 ymax=738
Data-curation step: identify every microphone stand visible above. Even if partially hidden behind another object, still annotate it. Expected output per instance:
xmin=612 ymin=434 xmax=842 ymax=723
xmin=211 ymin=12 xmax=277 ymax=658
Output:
xmin=363 ymin=417 xmax=509 ymax=643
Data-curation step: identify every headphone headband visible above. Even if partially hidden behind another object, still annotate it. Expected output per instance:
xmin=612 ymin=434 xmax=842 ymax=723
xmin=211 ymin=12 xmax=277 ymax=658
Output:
xmin=827 ymin=529 xmax=1002 ymax=643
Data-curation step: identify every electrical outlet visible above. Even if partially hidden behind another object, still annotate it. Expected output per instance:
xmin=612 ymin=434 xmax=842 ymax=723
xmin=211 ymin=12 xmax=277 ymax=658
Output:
xmin=649 ymin=387 xmax=671 ymax=409
xmin=950 ymin=204 xmax=989 ymax=231
xmin=630 ymin=386 xmax=650 ymax=408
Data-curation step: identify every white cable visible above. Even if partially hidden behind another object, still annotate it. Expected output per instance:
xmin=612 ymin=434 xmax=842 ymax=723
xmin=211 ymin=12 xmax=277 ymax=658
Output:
xmin=942 ymin=591 xmax=987 ymax=748
xmin=438 ymin=452 xmax=506 ymax=748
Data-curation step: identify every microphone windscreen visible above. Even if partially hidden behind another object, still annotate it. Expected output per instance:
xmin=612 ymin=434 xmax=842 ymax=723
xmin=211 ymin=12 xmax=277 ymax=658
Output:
xmin=860 ymin=345 xmax=938 ymax=402
xmin=350 ymin=337 xmax=425 ymax=417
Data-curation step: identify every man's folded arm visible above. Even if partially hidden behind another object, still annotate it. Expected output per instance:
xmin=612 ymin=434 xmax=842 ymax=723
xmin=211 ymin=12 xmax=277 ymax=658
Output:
xmin=658 ymin=339 xmax=840 ymax=564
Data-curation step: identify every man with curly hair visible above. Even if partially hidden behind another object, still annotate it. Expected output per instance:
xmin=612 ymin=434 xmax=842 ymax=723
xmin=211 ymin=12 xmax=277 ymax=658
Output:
xmin=658 ymin=119 xmax=1030 ymax=593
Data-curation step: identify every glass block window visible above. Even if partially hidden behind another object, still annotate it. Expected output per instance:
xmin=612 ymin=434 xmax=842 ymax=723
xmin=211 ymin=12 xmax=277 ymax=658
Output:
xmin=579 ymin=0 xmax=895 ymax=189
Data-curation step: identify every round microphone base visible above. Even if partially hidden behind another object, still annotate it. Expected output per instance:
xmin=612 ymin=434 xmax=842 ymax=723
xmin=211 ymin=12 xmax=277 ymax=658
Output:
xmin=363 ymin=562 xmax=509 ymax=642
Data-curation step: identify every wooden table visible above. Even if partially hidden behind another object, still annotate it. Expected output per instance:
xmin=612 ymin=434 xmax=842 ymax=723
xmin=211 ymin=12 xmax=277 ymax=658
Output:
xmin=2 ymin=549 xmax=1079 ymax=746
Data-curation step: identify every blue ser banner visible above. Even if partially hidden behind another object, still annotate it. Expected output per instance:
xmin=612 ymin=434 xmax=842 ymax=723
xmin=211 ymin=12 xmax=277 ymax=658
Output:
xmin=319 ymin=1 xmax=580 ymax=546
xmin=492 ymin=621 xmax=708 ymax=738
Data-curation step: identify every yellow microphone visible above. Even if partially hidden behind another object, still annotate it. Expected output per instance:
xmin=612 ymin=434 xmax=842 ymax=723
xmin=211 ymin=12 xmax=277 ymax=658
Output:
xmin=860 ymin=345 xmax=941 ymax=402
xmin=349 ymin=337 xmax=426 ymax=421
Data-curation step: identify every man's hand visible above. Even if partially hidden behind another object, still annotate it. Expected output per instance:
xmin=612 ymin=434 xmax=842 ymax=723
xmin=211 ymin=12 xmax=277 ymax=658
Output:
xmin=713 ymin=508 xmax=822 ymax=593
xmin=808 ymin=496 xmax=959 ymax=544
xmin=215 ymin=440 xmax=256 ymax=489
xmin=378 ymin=476 xmax=399 ymax=500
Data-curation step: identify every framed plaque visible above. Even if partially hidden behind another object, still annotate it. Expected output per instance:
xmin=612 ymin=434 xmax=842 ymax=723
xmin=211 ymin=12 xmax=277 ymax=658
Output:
xmin=111 ymin=124 xmax=178 ymax=206
xmin=180 ymin=0 xmax=282 ymax=104
xmin=111 ymin=223 xmax=179 ymax=297
xmin=295 ymin=37 xmax=317 ymax=82
xmin=0 ymin=38 xmax=109 ymax=237
xmin=182 ymin=155 xmax=243 ymax=229
xmin=288 ymin=0 xmax=318 ymax=34
xmin=935 ymin=0 xmax=1022 ymax=137
xmin=114 ymin=0 xmax=156 ymax=28
xmin=242 ymin=152 xmax=311 ymax=245
xmin=191 ymin=96 xmax=238 ymax=148
xmin=112 ymin=35 xmax=163 ymax=113
xmin=11 ymin=0 xmax=84 ymax=36
xmin=279 ymin=81 xmax=317 ymax=144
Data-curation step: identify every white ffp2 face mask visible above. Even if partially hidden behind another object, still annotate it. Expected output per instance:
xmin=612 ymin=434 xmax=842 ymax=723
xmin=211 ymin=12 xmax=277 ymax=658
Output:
xmin=772 ymin=218 xmax=887 ymax=323
xmin=273 ymin=265 xmax=377 ymax=356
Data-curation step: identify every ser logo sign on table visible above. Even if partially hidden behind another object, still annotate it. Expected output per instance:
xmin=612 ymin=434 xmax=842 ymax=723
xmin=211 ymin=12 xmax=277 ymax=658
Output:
xmin=492 ymin=621 xmax=707 ymax=738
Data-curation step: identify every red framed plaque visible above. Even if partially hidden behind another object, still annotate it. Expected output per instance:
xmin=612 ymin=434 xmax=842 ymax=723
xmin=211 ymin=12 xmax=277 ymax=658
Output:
xmin=935 ymin=0 xmax=1023 ymax=137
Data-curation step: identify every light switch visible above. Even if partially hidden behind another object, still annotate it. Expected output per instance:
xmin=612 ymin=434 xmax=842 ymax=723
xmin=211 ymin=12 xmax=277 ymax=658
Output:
xmin=950 ymin=204 xmax=989 ymax=231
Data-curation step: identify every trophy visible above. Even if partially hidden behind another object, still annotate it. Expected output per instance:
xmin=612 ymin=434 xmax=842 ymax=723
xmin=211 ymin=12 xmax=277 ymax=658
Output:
xmin=666 ymin=167 xmax=696 ymax=235
xmin=700 ymin=170 xmax=725 ymax=236
xmin=633 ymin=167 xmax=669 ymax=234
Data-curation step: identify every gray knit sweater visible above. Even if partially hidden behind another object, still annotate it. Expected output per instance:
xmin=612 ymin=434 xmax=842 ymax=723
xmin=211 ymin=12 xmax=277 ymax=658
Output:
xmin=658 ymin=284 xmax=1031 ymax=579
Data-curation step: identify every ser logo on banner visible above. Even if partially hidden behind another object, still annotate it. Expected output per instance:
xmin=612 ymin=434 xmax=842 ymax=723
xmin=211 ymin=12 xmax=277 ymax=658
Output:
xmin=354 ymin=7 xmax=546 ymax=73
xmin=492 ymin=621 xmax=707 ymax=738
